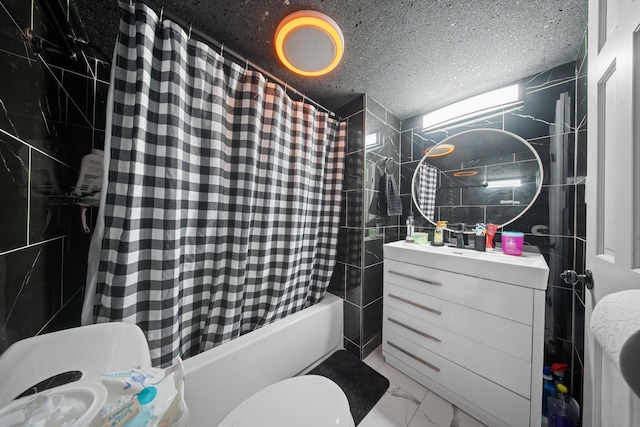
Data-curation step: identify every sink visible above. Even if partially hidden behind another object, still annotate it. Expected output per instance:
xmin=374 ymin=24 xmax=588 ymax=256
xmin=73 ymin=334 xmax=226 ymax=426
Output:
xmin=0 ymin=323 xmax=151 ymax=404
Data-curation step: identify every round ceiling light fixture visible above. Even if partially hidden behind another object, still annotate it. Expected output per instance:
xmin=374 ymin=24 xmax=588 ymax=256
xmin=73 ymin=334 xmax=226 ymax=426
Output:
xmin=274 ymin=10 xmax=344 ymax=77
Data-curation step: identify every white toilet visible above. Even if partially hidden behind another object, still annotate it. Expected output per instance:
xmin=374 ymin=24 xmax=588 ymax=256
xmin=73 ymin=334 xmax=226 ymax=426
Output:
xmin=218 ymin=374 xmax=356 ymax=427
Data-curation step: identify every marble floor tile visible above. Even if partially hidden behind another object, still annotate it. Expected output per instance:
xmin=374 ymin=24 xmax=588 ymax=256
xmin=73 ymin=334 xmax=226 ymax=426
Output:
xmin=359 ymin=381 xmax=420 ymax=427
xmin=377 ymin=361 xmax=428 ymax=402
xmin=408 ymin=390 xmax=455 ymax=427
xmin=363 ymin=342 xmax=385 ymax=370
xmin=365 ymin=345 xmax=486 ymax=427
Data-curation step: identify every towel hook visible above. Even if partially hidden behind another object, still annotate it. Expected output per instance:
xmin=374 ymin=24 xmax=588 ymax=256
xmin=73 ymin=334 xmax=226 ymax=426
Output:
xmin=384 ymin=158 xmax=395 ymax=175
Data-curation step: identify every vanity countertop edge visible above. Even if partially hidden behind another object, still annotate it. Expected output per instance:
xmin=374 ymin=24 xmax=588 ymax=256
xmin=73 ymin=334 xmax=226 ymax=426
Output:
xmin=383 ymin=241 xmax=549 ymax=291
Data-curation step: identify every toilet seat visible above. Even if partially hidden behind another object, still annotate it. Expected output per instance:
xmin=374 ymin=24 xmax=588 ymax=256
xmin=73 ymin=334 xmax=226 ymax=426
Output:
xmin=218 ymin=375 xmax=355 ymax=427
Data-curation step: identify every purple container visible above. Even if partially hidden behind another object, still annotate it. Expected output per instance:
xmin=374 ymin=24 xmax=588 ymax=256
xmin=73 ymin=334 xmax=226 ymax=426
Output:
xmin=501 ymin=232 xmax=524 ymax=256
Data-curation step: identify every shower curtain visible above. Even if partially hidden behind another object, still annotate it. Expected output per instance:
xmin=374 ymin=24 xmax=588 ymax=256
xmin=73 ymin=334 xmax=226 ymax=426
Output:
xmin=82 ymin=1 xmax=346 ymax=367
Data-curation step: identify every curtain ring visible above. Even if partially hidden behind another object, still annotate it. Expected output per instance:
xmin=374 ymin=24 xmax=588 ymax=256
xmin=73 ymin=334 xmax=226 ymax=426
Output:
xmin=129 ymin=0 xmax=134 ymax=13
xmin=220 ymin=43 xmax=224 ymax=57
xmin=159 ymin=6 xmax=164 ymax=22
xmin=245 ymin=58 xmax=249 ymax=71
xmin=188 ymin=24 xmax=192 ymax=39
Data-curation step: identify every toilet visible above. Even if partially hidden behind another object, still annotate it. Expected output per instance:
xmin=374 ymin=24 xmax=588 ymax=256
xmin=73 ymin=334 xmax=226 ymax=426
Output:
xmin=218 ymin=374 xmax=356 ymax=427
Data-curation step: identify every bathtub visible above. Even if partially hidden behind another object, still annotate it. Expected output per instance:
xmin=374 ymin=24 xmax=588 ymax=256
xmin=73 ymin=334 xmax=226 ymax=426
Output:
xmin=183 ymin=292 xmax=344 ymax=426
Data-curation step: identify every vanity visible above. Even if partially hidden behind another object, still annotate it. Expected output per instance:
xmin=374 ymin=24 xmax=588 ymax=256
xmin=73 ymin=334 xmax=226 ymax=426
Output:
xmin=382 ymin=241 xmax=549 ymax=427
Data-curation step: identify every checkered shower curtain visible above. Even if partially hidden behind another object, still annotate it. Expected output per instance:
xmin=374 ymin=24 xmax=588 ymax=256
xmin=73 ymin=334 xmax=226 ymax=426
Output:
xmin=84 ymin=1 xmax=346 ymax=367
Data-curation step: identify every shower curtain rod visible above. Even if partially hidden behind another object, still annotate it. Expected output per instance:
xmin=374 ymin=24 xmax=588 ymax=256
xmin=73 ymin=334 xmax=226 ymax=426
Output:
xmin=134 ymin=0 xmax=337 ymax=118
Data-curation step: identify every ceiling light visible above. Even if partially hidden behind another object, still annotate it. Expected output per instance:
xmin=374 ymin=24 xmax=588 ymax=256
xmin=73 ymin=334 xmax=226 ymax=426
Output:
xmin=426 ymin=144 xmax=455 ymax=157
xmin=422 ymin=83 xmax=523 ymax=131
xmin=274 ymin=10 xmax=344 ymax=77
xmin=485 ymin=179 xmax=522 ymax=188
xmin=453 ymin=170 xmax=478 ymax=177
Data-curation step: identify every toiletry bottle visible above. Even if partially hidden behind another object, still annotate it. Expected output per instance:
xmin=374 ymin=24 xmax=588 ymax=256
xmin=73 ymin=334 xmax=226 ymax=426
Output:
xmin=431 ymin=221 xmax=447 ymax=246
xmin=542 ymin=366 xmax=556 ymax=418
xmin=547 ymin=384 xmax=580 ymax=427
xmin=405 ymin=214 xmax=415 ymax=242
xmin=551 ymin=363 xmax=568 ymax=387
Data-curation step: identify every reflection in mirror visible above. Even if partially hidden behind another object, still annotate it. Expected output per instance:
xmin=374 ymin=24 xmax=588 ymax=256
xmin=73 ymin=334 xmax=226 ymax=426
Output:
xmin=411 ymin=128 xmax=543 ymax=230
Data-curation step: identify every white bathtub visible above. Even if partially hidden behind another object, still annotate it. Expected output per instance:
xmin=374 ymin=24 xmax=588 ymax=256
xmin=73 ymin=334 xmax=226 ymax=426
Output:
xmin=183 ymin=292 xmax=344 ymax=426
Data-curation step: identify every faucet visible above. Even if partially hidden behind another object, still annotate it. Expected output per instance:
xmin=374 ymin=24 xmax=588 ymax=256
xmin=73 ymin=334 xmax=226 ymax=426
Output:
xmin=456 ymin=223 xmax=468 ymax=248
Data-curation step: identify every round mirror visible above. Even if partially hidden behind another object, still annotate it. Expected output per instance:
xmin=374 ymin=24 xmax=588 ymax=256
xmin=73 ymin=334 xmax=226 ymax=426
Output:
xmin=411 ymin=128 xmax=543 ymax=230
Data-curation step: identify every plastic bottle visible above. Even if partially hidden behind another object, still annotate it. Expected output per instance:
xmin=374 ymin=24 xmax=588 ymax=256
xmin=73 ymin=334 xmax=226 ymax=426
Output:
xmin=547 ymin=384 xmax=580 ymax=427
xmin=551 ymin=363 xmax=569 ymax=387
xmin=431 ymin=220 xmax=447 ymax=246
xmin=406 ymin=214 xmax=415 ymax=242
xmin=542 ymin=366 xmax=556 ymax=418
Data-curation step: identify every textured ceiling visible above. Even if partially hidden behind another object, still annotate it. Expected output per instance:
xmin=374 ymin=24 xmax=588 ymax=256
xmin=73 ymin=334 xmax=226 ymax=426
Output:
xmin=77 ymin=0 xmax=588 ymax=120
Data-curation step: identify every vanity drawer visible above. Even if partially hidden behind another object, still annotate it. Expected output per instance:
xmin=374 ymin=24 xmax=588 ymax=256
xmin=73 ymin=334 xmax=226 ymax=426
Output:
xmin=384 ymin=259 xmax=534 ymax=325
xmin=383 ymin=333 xmax=530 ymax=427
xmin=384 ymin=305 xmax=531 ymax=397
xmin=384 ymin=282 xmax=532 ymax=362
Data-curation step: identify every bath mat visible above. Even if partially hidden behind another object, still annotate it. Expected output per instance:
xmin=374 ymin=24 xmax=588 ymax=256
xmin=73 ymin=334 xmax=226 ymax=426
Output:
xmin=308 ymin=349 xmax=389 ymax=425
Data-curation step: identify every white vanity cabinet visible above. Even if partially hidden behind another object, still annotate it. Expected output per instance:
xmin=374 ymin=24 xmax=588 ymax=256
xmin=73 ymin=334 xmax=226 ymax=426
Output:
xmin=382 ymin=241 xmax=549 ymax=427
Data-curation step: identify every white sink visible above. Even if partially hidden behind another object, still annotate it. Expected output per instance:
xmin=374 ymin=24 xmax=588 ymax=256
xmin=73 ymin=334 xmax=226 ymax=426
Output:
xmin=0 ymin=323 xmax=151 ymax=404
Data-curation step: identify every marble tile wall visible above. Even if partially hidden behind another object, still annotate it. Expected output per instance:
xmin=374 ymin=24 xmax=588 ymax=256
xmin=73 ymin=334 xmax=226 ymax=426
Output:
xmin=0 ymin=0 xmax=109 ymax=354
xmin=400 ymin=34 xmax=588 ymax=410
xmin=331 ymin=95 xmax=402 ymax=360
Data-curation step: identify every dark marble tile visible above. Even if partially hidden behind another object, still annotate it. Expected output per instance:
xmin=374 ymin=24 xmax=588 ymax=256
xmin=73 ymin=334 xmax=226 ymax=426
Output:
xmin=61 ymin=68 xmax=92 ymax=128
xmin=340 ymin=191 xmax=347 ymax=227
xmin=412 ymin=131 xmax=437 ymax=162
xmin=387 ymin=111 xmax=400 ymax=134
xmin=337 ymin=227 xmax=361 ymax=267
xmin=383 ymin=226 xmax=401 ymax=244
xmin=576 ymin=184 xmax=586 ymax=239
xmin=343 ymin=301 xmax=361 ymax=344
xmin=346 ymin=190 xmax=363 ymax=228
xmin=364 ymin=237 xmax=383 ymax=267
xmin=573 ymin=291 xmax=585 ymax=365
xmin=438 ymin=206 xmax=484 ymax=226
xmin=577 ymin=31 xmax=588 ymax=79
xmin=362 ymin=263 xmax=383 ymax=307
xmin=401 ymin=114 xmax=422 ymax=132
xmin=545 ymin=284 xmax=574 ymax=343
xmin=574 ymin=239 xmax=586 ymax=302
xmin=328 ymin=262 xmax=346 ymax=299
xmin=400 ymin=161 xmax=418 ymax=196
xmin=365 ymin=111 xmax=400 ymax=161
xmin=524 ymin=234 xmax=575 ymax=281
xmin=400 ymin=130 xmax=412 ymax=164
xmin=576 ymin=76 xmax=587 ymax=132
xmin=366 ymin=96 xmax=386 ymax=124
xmin=346 ymin=111 xmax=364 ymax=154
xmin=362 ymin=298 xmax=383 ymax=345
xmin=344 ymin=338 xmax=360 ymax=359
xmin=508 ymin=185 xmax=576 ymax=237
xmin=575 ymin=130 xmax=587 ymax=181
xmin=365 ymin=152 xmax=386 ymax=191
xmin=344 ymin=151 xmax=363 ymax=191
xmin=362 ymin=332 xmax=382 ymax=360
xmin=544 ymin=337 xmax=573 ymax=373
xmin=93 ymin=80 xmax=109 ymax=130
xmin=505 ymin=80 xmax=576 ymax=141
xmin=570 ymin=346 xmax=584 ymax=411
xmin=523 ymin=62 xmax=576 ymax=92
xmin=345 ymin=264 xmax=362 ymax=306
xmin=335 ymin=95 xmax=364 ymax=119
xmin=50 ymin=282 xmax=83 ymax=333
xmin=0 ymin=1 xmax=33 ymax=58
xmin=0 ymin=134 xmax=29 ymax=252
xmin=29 ymin=154 xmax=75 ymax=243
xmin=0 ymin=239 xmax=63 ymax=354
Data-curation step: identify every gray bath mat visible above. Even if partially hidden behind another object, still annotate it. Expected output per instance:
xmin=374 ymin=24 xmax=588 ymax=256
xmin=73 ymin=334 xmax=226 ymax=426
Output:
xmin=307 ymin=349 xmax=389 ymax=425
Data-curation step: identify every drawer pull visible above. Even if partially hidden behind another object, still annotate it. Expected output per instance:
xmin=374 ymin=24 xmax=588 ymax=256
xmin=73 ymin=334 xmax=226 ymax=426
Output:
xmin=388 ymin=318 xmax=441 ymax=343
xmin=388 ymin=270 xmax=442 ymax=287
xmin=387 ymin=341 xmax=440 ymax=373
xmin=388 ymin=294 xmax=442 ymax=316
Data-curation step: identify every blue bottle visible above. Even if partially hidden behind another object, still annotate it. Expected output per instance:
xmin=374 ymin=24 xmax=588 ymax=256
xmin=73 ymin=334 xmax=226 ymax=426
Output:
xmin=542 ymin=366 xmax=556 ymax=418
